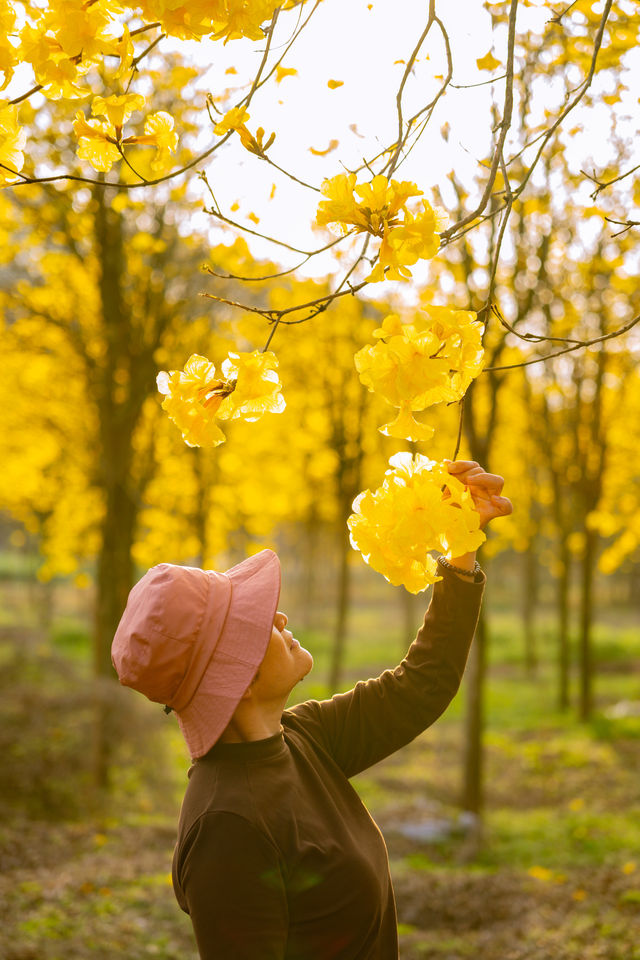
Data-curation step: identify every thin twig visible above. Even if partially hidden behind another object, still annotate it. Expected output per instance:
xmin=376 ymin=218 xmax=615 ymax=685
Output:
xmin=483 ymin=313 xmax=640 ymax=371
xmin=440 ymin=0 xmax=517 ymax=242
xmin=582 ymin=162 xmax=640 ymax=201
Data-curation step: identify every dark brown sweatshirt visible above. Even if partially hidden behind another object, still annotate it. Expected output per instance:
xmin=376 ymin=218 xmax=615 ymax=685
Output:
xmin=172 ymin=562 xmax=485 ymax=959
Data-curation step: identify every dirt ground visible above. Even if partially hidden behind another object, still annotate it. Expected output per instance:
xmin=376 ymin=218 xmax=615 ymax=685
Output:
xmin=1 ymin=784 xmax=638 ymax=960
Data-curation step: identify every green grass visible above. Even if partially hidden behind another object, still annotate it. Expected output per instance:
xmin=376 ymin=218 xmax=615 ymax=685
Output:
xmin=2 ymin=566 xmax=640 ymax=960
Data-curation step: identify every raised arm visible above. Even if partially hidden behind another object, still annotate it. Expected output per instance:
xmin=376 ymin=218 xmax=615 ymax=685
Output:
xmin=286 ymin=461 xmax=512 ymax=777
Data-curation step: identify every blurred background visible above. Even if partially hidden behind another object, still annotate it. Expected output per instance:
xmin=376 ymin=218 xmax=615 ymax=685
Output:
xmin=2 ymin=0 xmax=640 ymax=957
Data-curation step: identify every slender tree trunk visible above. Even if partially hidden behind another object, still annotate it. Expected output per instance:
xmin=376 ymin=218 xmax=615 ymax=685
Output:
xmin=93 ymin=469 xmax=137 ymax=791
xmin=302 ymin=514 xmax=318 ymax=631
xmin=522 ymin=543 xmax=538 ymax=676
xmin=92 ymin=185 xmax=137 ymax=792
xmin=329 ymin=516 xmax=351 ymax=692
xmin=557 ymin=543 xmax=571 ymax=711
xmin=192 ymin=447 xmax=208 ymax=567
xmin=578 ymin=527 xmax=597 ymax=722
xmin=460 ymin=610 xmax=487 ymax=856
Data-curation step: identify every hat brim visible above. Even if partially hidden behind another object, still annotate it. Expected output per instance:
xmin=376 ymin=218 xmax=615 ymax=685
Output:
xmin=176 ymin=549 xmax=281 ymax=759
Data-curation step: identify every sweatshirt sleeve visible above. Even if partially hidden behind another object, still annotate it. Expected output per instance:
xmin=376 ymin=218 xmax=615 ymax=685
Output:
xmin=285 ymin=563 xmax=484 ymax=778
xmin=174 ymin=811 xmax=288 ymax=960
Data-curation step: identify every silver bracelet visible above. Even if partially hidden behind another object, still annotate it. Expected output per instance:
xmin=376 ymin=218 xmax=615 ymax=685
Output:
xmin=437 ymin=555 xmax=481 ymax=579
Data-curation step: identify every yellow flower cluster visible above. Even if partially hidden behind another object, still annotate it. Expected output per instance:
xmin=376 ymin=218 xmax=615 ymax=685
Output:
xmin=214 ymin=107 xmax=275 ymax=156
xmin=348 ymin=453 xmax=486 ymax=593
xmin=354 ymin=307 xmax=485 ymax=441
xmin=19 ymin=1 xmax=121 ymax=100
xmin=157 ymin=351 xmax=285 ymax=448
xmin=0 ymin=100 xmax=26 ymax=184
xmin=0 ymin=1 xmax=17 ymax=91
xmin=135 ymin=0 xmax=300 ymax=43
xmin=316 ymin=173 xmax=448 ymax=282
xmin=73 ymin=94 xmax=178 ymax=173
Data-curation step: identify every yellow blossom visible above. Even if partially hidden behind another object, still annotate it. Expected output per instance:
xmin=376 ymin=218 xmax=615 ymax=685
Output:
xmin=348 ymin=453 xmax=485 ymax=593
xmin=112 ymin=24 xmax=134 ymax=80
xmin=354 ymin=307 xmax=484 ymax=440
xmin=237 ymin=125 xmax=276 ymax=157
xmin=44 ymin=0 xmax=119 ymax=61
xmin=213 ymin=0 xmax=286 ymax=43
xmin=0 ymin=1 xmax=17 ymax=90
xmin=19 ymin=0 xmax=121 ymax=99
xmin=136 ymin=0 xmax=214 ymax=40
xmin=214 ymin=106 xmax=251 ymax=135
xmin=129 ymin=112 xmax=179 ymax=172
xmin=157 ymin=351 xmax=285 ymax=448
xmin=219 ymin=351 xmax=286 ymax=420
xmin=317 ymin=173 xmax=421 ymax=236
xmin=20 ymin=24 xmax=90 ymax=99
xmin=92 ymin=94 xmax=145 ymax=131
xmin=74 ymin=100 xmax=177 ymax=175
xmin=316 ymin=173 xmax=447 ymax=282
xmin=73 ymin=112 xmax=120 ymax=173
xmin=0 ymin=100 xmax=27 ymax=184
xmin=135 ymin=0 xmax=287 ymax=43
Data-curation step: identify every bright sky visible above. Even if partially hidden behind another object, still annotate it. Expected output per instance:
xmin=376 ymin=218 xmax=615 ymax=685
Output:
xmin=185 ymin=0 xmax=503 ymax=272
xmin=171 ymin=0 xmax=637 ymax=290
xmin=7 ymin=1 xmax=638 ymax=290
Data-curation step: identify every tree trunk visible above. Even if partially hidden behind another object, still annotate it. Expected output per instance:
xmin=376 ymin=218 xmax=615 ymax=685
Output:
xmin=522 ymin=543 xmax=538 ymax=676
xmin=301 ymin=513 xmax=319 ymax=630
xmin=578 ymin=527 xmax=597 ymax=722
xmin=192 ymin=447 xmax=209 ymax=567
xmin=328 ymin=517 xmax=351 ymax=692
xmin=92 ymin=185 xmax=137 ymax=792
xmin=459 ymin=610 xmax=487 ymax=857
xmin=557 ymin=543 xmax=571 ymax=712
xmin=93 ymin=471 xmax=137 ymax=791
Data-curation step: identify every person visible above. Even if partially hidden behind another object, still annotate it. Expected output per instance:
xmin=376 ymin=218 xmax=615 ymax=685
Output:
xmin=112 ymin=459 xmax=512 ymax=960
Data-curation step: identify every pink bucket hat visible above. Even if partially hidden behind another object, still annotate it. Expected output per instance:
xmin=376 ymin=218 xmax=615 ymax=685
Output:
xmin=111 ymin=549 xmax=280 ymax=759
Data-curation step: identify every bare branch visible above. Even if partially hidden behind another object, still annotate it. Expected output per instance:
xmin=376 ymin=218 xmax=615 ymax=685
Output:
xmin=483 ymin=312 xmax=640 ymax=372
xmin=582 ymin=162 xmax=640 ymax=201
xmin=384 ymin=1 xmax=437 ymax=177
xmin=511 ymin=0 xmax=613 ymax=198
xmin=440 ymin=0 xmax=517 ymax=241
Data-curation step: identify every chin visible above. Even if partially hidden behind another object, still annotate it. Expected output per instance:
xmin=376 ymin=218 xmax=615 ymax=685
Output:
xmin=300 ymin=650 xmax=314 ymax=677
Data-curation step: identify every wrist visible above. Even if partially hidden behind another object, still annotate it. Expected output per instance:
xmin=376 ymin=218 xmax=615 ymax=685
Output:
xmin=447 ymin=551 xmax=476 ymax=572
xmin=438 ymin=554 xmax=481 ymax=581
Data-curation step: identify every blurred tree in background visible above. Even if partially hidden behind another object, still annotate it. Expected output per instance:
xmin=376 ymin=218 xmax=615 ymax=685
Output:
xmin=0 ymin=0 xmax=639 ymax=851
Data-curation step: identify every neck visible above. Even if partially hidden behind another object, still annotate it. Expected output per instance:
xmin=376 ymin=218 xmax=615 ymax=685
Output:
xmin=219 ymin=699 xmax=285 ymax=743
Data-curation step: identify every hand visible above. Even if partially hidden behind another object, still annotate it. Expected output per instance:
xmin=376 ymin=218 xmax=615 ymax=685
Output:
xmin=445 ymin=460 xmax=513 ymax=529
